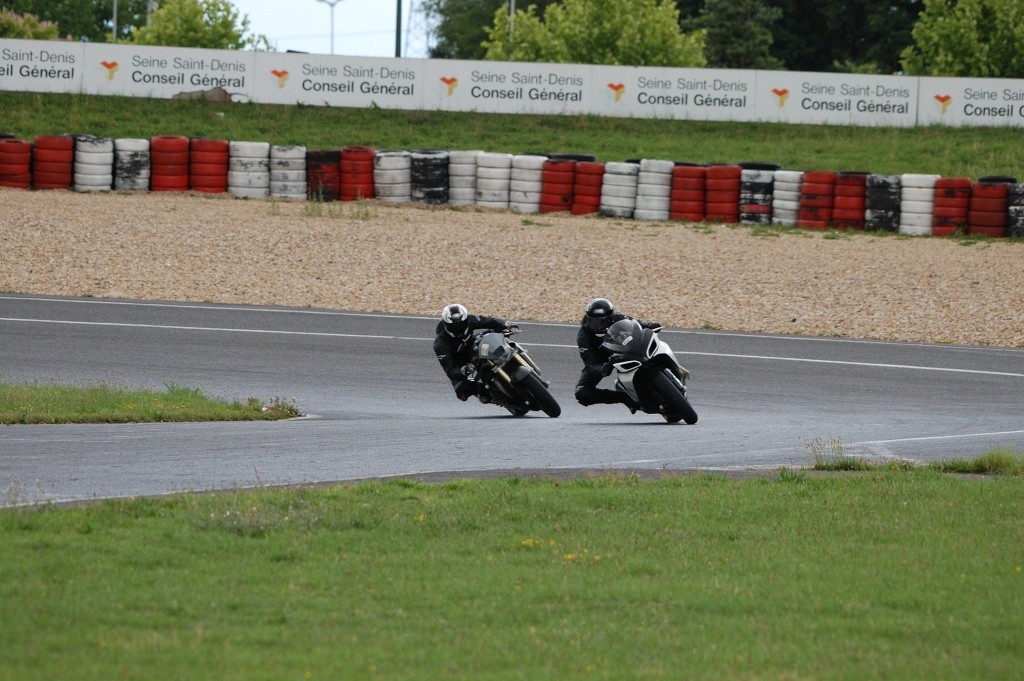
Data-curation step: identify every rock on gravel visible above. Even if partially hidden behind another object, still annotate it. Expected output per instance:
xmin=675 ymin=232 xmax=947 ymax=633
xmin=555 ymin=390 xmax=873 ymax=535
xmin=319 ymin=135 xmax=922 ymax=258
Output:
xmin=1 ymin=188 xmax=1022 ymax=348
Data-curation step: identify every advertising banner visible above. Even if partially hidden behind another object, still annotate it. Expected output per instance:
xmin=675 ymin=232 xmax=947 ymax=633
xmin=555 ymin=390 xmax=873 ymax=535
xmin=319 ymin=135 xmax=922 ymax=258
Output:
xmin=252 ymin=52 xmax=423 ymax=109
xmin=0 ymin=38 xmax=83 ymax=95
xmin=80 ymin=43 xmax=254 ymax=101
xmin=422 ymin=59 xmax=592 ymax=115
xmin=918 ymin=77 xmax=1024 ymax=127
xmin=753 ymin=71 xmax=918 ymax=127
xmin=592 ymin=65 xmax=756 ymax=121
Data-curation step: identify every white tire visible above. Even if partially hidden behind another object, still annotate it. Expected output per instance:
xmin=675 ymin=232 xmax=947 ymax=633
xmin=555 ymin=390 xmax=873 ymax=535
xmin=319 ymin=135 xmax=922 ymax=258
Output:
xmin=637 ymin=182 xmax=671 ymax=199
xmin=448 ymin=161 xmax=477 ymax=177
xmin=773 ymin=199 xmax=800 ymax=212
xmin=374 ymin=169 xmax=412 ymax=184
xmin=270 ymin=181 xmax=307 ymax=195
xmin=228 ymin=171 xmax=270 ymax=187
xmin=510 ymin=168 xmax=541 ymax=182
xmin=115 ymin=178 xmax=149 ymax=191
xmin=448 ymin=175 xmax=476 ymax=189
xmin=448 ymin=187 xmax=476 ymax=201
xmin=773 ymin=180 xmax=802 ymax=193
xmin=115 ymin=138 xmax=149 ymax=152
xmin=900 ymin=173 xmax=940 ymax=189
xmin=230 ymin=141 xmax=270 ymax=158
xmin=600 ymin=195 xmax=637 ymax=209
xmin=637 ymin=171 xmax=672 ymax=187
xmin=479 ymin=166 xmax=515 ymax=180
xmin=604 ymin=162 xmax=639 ymax=175
xmin=602 ymin=173 xmax=639 ymax=188
xmin=512 ymin=154 xmax=547 ymax=170
xmin=601 ymin=184 xmax=638 ymax=199
xmin=271 ymin=145 xmax=306 ymax=159
xmin=773 ymin=189 xmax=801 ymax=202
xmin=901 ymin=187 xmax=935 ymax=202
xmin=509 ymin=190 xmax=541 ymax=203
xmin=599 ymin=206 xmax=634 ymax=218
xmin=634 ymin=209 xmax=670 ymax=221
xmin=477 ymin=152 xmax=513 ymax=168
xmin=477 ymin=200 xmax=510 ymax=209
xmin=230 ymin=158 xmax=270 ymax=172
xmin=374 ymin=182 xmax=412 ymax=198
xmin=509 ymin=201 xmax=540 ymax=213
xmin=636 ymin=196 xmax=670 ymax=211
xmin=74 ymin=161 xmax=113 ymax=176
xmin=476 ymin=189 xmax=510 ymax=202
xmin=74 ymin=174 xmax=113 ymax=188
xmin=76 ymin=137 xmax=113 ymax=153
xmin=477 ymin=178 xmax=511 ymax=192
xmin=741 ymin=169 xmax=775 ymax=183
xmin=639 ymin=159 xmax=674 ymax=174
xmin=74 ymin=151 xmax=114 ymax=166
xmin=449 ymin=150 xmax=483 ymax=164
xmin=901 ymin=200 xmax=934 ymax=214
xmin=374 ymin=152 xmax=411 ymax=170
xmin=271 ymin=169 xmax=306 ymax=182
xmin=774 ymin=170 xmax=804 ymax=183
xmin=270 ymin=158 xmax=305 ymax=171
xmin=510 ymin=179 xmax=543 ymax=193
xmin=229 ymin=186 xmax=271 ymax=199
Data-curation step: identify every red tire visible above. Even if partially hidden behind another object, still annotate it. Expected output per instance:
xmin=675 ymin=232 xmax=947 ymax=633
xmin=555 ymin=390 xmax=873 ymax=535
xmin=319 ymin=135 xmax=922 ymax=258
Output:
xmin=151 ymin=135 xmax=189 ymax=153
xmin=151 ymin=151 xmax=190 ymax=166
xmin=933 ymin=205 xmax=969 ymax=219
xmin=341 ymin=145 xmax=375 ymax=162
xmin=706 ymin=165 xmax=741 ymax=180
xmin=190 ymin=150 xmax=229 ymax=165
xmin=969 ymin=197 xmax=1008 ymax=213
xmin=968 ymin=210 xmax=1008 ymax=228
xmin=671 ymin=178 xmax=705 ymax=192
xmin=189 ymin=163 xmax=227 ymax=177
xmin=575 ymin=162 xmax=604 ymax=175
xmin=570 ymin=203 xmax=599 ymax=215
xmin=833 ymin=196 xmax=864 ymax=210
xmin=673 ymin=165 xmax=706 ymax=179
xmin=573 ymin=174 xmax=603 ymax=188
xmin=33 ymin=135 xmax=74 ymax=150
xmin=671 ymin=189 xmax=704 ymax=202
xmin=971 ymin=182 xmax=1009 ymax=199
xmin=803 ymin=171 xmax=837 ymax=184
xmin=151 ymin=175 xmax=189 ymax=191
xmin=190 ymin=138 xmax=229 ymax=152
xmin=705 ymin=178 xmax=740 ymax=192
xmin=32 ymin=148 xmax=74 ymax=164
xmin=572 ymin=184 xmax=601 ymax=197
xmin=32 ymin=171 xmax=73 ymax=185
xmin=152 ymin=164 xmax=189 ymax=177
xmin=542 ymin=169 xmax=575 ymax=185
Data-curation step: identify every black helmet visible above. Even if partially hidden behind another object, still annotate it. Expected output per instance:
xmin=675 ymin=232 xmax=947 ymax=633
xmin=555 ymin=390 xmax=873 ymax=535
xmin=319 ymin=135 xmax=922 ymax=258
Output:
xmin=584 ymin=297 xmax=614 ymax=335
xmin=441 ymin=303 xmax=470 ymax=338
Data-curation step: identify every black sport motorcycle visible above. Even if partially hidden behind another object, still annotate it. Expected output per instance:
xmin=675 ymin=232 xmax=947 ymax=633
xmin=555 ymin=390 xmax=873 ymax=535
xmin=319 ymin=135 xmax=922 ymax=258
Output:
xmin=464 ymin=329 xmax=561 ymax=417
xmin=601 ymin=319 xmax=698 ymax=424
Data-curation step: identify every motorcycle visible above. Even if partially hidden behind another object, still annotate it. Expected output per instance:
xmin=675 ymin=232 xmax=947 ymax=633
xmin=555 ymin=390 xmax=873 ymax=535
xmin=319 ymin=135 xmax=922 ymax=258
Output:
xmin=464 ymin=328 xmax=561 ymax=417
xmin=601 ymin=319 xmax=698 ymax=424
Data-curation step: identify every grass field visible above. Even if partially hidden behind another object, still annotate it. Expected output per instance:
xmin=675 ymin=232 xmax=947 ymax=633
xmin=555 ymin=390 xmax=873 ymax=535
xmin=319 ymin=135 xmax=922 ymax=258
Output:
xmin=4 ymin=91 xmax=1024 ymax=179
xmin=1 ymin=473 xmax=1022 ymax=679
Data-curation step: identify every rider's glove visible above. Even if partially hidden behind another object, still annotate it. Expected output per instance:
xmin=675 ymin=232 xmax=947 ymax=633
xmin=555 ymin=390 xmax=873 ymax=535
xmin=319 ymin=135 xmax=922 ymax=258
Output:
xmin=505 ymin=323 xmax=521 ymax=335
xmin=461 ymin=363 xmax=474 ymax=377
xmin=601 ymin=361 xmax=614 ymax=376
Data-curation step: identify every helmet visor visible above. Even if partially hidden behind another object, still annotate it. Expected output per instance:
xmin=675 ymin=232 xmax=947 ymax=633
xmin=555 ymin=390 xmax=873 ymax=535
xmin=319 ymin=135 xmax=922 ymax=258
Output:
xmin=585 ymin=315 xmax=611 ymax=334
xmin=446 ymin=320 xmax=469 ymax=337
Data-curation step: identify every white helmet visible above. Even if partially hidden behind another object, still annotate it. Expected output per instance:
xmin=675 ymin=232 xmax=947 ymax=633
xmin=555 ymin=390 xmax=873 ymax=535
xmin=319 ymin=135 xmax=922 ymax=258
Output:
xmin=441 ymin=303 xmax=470 ymax=338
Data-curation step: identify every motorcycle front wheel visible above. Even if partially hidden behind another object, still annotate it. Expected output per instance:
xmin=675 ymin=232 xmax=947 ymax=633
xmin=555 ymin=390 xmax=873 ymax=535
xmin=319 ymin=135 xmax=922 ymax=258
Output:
xmin=519 ymin=373 xmax=561 ymax=418
xmin=650 ymin=371 xmax=698 ymax=424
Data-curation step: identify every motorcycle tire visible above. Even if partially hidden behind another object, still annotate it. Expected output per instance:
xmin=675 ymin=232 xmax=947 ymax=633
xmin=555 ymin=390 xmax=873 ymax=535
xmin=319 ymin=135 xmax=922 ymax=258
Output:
xmin=519 ymin=373 xmax=561 ymax=418
xmin=650 ymin=372 xmax=698 ymax=424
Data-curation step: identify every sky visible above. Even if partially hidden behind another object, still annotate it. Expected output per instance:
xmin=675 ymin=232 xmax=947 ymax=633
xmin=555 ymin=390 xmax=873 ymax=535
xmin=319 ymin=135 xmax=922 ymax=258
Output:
xmin=229 ymin=0 xmax=431 ymax=59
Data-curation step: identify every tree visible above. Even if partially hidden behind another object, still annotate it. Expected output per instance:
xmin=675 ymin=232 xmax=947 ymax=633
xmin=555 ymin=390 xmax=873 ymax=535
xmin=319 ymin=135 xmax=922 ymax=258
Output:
xmin=766 ymin=0 xmax=922 ymax=73
xmin=0 ymin=10 xmax=62 ymax=39
xmin=424 ymin=0 xmax=559 ymax=60
xmin=685 ymin=0 xmax=782 ymax=69
xmin=901 ymin=0 xmax=1024 ymax=77
xmin=127 ymin=0 xmax=270 ymax=50
xmin=482 ymin=0 xmax=707 ymax=67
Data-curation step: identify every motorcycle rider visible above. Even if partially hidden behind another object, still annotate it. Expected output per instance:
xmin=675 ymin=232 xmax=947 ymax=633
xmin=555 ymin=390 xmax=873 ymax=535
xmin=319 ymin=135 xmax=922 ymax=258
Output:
xmin=434 ymin=303 xmax=519 ymax=402
xmin=575 ymin=297 xmax=660 ymax=410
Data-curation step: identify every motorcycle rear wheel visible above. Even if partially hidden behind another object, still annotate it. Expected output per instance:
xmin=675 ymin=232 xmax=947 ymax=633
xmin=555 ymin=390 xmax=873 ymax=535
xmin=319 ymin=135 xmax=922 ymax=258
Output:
xmin=520 ymin=373 xmax=562 ymax=418
xmin=651 ymin=372 xmax=698 ymax=424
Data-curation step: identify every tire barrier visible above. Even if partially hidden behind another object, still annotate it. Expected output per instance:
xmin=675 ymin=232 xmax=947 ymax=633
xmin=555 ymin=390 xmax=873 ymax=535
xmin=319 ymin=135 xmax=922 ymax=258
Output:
xmin=150 ymin=135 xmax=189 ymax=192
xmin=269 ymin=145 xmax=307 ymax=201
xmin=188 ymin=138 xmax=229 ymax=194
xmin=899 ymin=174 xmax=940 ymax=236
xmin=571 ymin=161 xmax=603 ymax=215
xmin=228 ymin=140 xmax=270 ymax=200
xmin=705 ymin=164 xmax=742 ymax=224
xmin=31 ymin=134 xmax=74 ymax=190
xmin=832 ymin=172 xmax=868 ymax=230
xmin=771 ymin=169 xmax=802 ymax=226
xmin=509 ymin=154 xmax=546 ymax=214
xmin=739 ymin=163 xmax=778 ymax=225
xmin=538 ymin=157 xmax=575 ymax=214
xmin=73 ymin=136 xmax=114 ymax=193
xmin=114 ymin=138 xmax=150 ymax=191
xmin=476 ymin=152 xmax=513 ymax=209
xmin=670 ymin=164 xmax=707 ymax=223
xmin=373 ymin=150 xmax=412 ymax=204
xmin=448 ymin=150 xmax=481 ymax=207
xmin=931 ymin=177 xmax=971 ymax=237
xmin=410 ymin=149 xmax=449 ymax=205
xmin=1008 ymin=184 xmax=1024 ymax=238
xmin=968 ymin=178 xmax=1012 ymax=238
xmin=0 ymin=138 xmax=32 ymax=189
xmin=600 ymin=161 xmax=640 ymax=218
xmin=797 ymin=170 xmax=837 ymax=230
xmin=340 ymin=145 xmax=375 ymax=202
xmin=634 ymin=159 xmax=673 ymax=221
xmin=3 ymin=128 xmax=1021 ymax=239
xmin=306 ymin=149 xmax=341 ymax=201
xmin=865 ymin=174 xmax=901 ymax=232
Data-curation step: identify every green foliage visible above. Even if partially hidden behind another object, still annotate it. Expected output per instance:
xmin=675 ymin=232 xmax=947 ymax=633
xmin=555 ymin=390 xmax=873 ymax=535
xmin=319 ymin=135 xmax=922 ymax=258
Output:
xmin=482 ymin=0 xmax=707 ymax=67
xmin=901 ymin=0 xmax=1024 ymax=77
xmin=126 ymin=0 xmax=269 ymax=50
xmin=930 ymin=448 xmax=1024 ymax=476
xmin=685 ymin=0 xmax=782 ymax=69
xmin=424 ymin=0 xmax=560 ymax=60
xmin=0 ymin=10 xmax=61 ymax=39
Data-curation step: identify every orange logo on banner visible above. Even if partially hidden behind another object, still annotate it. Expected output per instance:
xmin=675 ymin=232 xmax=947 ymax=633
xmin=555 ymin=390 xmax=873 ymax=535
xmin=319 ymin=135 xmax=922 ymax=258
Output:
xmin=101 ymin=60 xmax=119 ymax=81
xmin=771 ymin=88 xmax=789 ymax=107
xmin=934 ymin=94 xmax=952 ymax=114
xmin=440 ymin=76 xmax=458 ymax=96
xmin=271 ymin=69 xmax=289 ymax=88
xmin=607 ymin=83 xmax=625 ymax=102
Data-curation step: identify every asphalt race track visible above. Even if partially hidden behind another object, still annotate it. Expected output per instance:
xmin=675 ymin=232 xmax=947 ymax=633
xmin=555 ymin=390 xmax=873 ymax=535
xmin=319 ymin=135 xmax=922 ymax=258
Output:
xmin=2 ymin=294 xmax=1022 ymax=505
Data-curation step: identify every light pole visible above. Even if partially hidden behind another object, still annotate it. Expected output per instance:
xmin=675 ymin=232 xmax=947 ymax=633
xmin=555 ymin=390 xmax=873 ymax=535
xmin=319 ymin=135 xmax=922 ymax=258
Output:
xmin=111 ymin=0 xmax=117 ymax=43
xmin=316 ymin=0 xmax=344 ymax=55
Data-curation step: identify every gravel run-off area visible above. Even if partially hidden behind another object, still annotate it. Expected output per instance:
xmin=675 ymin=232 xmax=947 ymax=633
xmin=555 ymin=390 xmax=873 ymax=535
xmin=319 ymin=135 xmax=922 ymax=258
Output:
xmin=2 ymin=189 xmax=1022 ymax=349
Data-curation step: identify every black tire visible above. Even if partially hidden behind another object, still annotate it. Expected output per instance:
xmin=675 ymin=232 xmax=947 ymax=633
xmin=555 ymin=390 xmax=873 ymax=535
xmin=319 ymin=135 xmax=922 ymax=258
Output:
xmin=650 ymin=372 xmax=698 ymax=424
xmin=519 ymin=373 xmax=561 ymax=417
